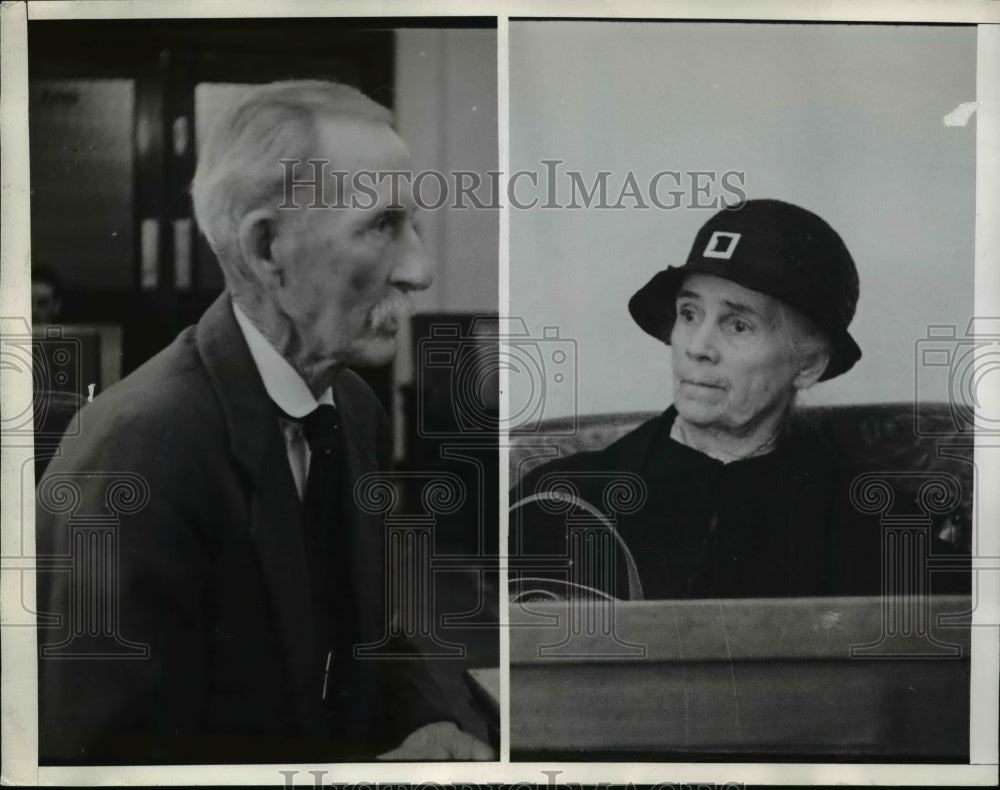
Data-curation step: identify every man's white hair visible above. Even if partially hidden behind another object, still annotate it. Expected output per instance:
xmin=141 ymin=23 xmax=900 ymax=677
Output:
xmin=191 ymin=80 xmax=392 ymax=287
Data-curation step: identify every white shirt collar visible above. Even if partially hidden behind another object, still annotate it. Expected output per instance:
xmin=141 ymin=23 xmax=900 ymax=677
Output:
xmin=231 ymin=300 xmax=333 ymax=418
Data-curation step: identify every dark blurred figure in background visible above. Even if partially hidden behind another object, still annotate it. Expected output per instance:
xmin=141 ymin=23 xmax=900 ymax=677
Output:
xmin=32 ymin=265 xmax=63 ymax=325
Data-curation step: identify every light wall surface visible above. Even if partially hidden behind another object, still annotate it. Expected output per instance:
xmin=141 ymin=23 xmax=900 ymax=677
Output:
xmin=510 ymin=22 xmax=977 ymax=419
xmin=396 ymin=27 xmax=499 ymax=318
xmin=392 ymin=27 xmax=498 ymax=447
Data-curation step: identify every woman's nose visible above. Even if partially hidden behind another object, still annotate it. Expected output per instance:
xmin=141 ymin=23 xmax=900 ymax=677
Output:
xmin=684 ymin=319 xmax=720 ymax=362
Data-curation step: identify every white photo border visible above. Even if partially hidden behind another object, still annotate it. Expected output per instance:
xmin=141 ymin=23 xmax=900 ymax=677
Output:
xmin=2 ymin=0 xmax=998 ymax=786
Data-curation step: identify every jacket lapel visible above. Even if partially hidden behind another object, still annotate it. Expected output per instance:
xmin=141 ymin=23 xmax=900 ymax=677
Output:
xmin=195 ymin=293 xmax=326 ymax=734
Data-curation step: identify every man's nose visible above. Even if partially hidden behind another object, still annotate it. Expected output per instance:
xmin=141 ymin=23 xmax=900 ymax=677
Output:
xmin=684 ymin=319 xmax=720 ymax=361
xmin=390 ymin=222 xmax=434 ymax=293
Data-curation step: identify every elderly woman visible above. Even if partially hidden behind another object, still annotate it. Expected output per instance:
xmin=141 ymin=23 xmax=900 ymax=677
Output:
xmin=512 ymin=199 xmax=875 ymax=600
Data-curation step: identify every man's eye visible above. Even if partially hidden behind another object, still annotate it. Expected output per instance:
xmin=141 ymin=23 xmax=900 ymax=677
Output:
xmin=731 ymin=318 xmax=752 ymax=334
xmin=369 ymin=212 xmax=398 ymax=235
xmin=678 ymin=306 xmax=696 ymax=322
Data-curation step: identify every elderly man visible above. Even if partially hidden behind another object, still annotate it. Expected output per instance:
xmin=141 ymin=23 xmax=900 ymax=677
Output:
xmin=36 ymin=81 xmax=492 ymax=763
xmin=512 ymin=199 xmax=876 ymax=600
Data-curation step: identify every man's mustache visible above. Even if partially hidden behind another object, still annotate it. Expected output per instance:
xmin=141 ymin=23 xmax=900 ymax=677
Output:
xmin=367 ymin=290 xmax=412 ymax=331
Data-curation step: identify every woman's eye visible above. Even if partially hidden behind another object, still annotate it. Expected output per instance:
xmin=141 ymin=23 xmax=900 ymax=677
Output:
xmin=369 ymin=212 xmax=397 ymax=236
xmin=412 ymin=215 xmax=426 ymax=241
xmin=678 ymin=306 xmax=695 ymax=322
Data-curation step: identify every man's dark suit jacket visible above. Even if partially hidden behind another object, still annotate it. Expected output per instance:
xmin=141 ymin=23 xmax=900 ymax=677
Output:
xmin=36 ymin=293 xmax=446 ymax=764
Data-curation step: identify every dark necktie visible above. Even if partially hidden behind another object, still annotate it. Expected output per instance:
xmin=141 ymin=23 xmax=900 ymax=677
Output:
xmin=299 ymin=404 xmax=342 ymax=606
xmin=300 ymin=404 xmax=354 ymax=707
xmin=302 ymin=404 xmax=341 ymax=522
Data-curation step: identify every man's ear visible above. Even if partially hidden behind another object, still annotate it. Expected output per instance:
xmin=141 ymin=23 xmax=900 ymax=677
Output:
xmin=793 ymin=347 xmax=830 ymax=391
xmin=237 ymin=208 xmax=284 ymax=288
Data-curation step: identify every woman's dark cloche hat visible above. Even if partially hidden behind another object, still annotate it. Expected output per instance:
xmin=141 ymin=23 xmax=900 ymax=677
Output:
xmin=627 ymin=198 xmax=862 ymax=381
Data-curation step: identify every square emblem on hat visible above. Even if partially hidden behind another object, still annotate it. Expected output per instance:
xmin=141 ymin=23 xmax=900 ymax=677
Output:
xmin=703 ymin=231 xmax=741 ymax=259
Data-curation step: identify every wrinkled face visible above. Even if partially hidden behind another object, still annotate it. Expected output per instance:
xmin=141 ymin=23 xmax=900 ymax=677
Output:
xmin=670 ymin=274 xmax=809 ymax=437
xmin=271 ymin=118 xmax=432 ymax=368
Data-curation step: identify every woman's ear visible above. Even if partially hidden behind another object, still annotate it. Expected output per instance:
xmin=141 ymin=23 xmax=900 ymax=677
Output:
xmin=793 ymin=347 xmax=830 ymax=391
xmin=237 ymin=208 xmax=284 ymax=289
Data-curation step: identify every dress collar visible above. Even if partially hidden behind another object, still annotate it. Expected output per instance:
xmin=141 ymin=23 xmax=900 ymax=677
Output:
xmin=231 ymin=299 xmax=334 ymax=418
